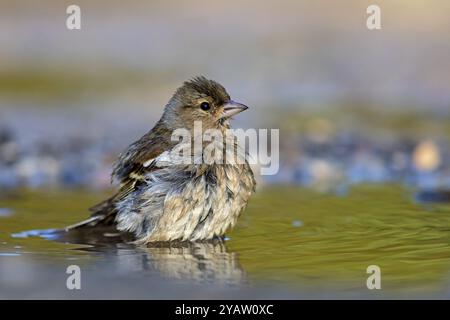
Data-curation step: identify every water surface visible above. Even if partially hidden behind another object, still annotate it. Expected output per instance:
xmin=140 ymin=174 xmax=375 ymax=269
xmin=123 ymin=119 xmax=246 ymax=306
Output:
xmin=1 ymin=185 xmax=450 ymax=299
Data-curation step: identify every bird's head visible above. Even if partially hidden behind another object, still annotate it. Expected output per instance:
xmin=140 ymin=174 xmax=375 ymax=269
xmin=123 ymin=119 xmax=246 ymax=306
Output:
xmin=162 ymin=76 xmax=248 ymax=131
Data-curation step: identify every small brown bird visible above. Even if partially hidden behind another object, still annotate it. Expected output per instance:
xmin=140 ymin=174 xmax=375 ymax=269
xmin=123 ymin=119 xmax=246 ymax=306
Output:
xmin=67 ymin=77 xmax=255 ymax=244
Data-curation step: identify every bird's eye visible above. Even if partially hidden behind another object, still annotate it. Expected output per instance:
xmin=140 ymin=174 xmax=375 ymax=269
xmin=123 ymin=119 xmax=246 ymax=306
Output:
xmin=200 ymin=102 xmax=211 ymax=111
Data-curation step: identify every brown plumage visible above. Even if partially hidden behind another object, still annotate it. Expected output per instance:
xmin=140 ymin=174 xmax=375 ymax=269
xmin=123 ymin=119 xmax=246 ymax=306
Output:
xmin=66 ymin=77 xmax=256 ymax=243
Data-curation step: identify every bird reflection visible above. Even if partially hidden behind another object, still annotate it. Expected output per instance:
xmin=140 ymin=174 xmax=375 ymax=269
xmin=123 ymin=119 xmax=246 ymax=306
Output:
xmin=141 ymin=241 xmax=246 ymax=284
xmin=44 ymin=227 xmax=246 ymax=284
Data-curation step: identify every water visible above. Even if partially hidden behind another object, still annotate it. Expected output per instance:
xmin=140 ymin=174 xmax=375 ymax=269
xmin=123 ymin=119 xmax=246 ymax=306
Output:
xmin=1 ymin=185 xmax=450 ymax=299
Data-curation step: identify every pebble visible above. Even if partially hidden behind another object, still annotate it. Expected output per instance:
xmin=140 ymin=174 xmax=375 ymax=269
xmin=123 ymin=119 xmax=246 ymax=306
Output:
xmin=413 ymin=140 xmax=441 ymax=172
xmin=1 ymin=126 xmax=450 ymax=199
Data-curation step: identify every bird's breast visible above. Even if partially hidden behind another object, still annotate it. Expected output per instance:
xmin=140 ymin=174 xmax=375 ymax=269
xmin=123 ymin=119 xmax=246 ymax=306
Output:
xmin=117 ymin=163 xmax=255 ymax=242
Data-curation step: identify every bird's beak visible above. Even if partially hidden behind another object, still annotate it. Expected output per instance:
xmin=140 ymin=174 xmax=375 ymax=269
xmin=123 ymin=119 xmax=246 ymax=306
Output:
xmin=221 ymin=100 xmax=249 ymax=119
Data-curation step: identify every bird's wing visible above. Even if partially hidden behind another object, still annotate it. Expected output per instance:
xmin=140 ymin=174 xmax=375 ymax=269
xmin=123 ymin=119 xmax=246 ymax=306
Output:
xmin=111 ymin=126 xmax=171 ymax=183
xmin=66 ymin=124 xmax=172 ymax=230
xmin=101 ymin=125 xmax=173 ymax=210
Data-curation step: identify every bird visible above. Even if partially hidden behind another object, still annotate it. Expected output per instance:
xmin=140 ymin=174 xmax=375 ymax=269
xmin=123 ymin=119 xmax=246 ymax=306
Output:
xmin=65 ymin=77 xmax=256 ymax=244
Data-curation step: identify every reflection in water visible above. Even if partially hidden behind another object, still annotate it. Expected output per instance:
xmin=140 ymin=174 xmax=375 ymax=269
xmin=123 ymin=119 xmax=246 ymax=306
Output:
xmin=141 ymin=242 xmax=246 ymax=284
xmin=95 ymin=241 xmax=247 ymax=285
xmin=24 ymin=227 xmax=247 ymax=285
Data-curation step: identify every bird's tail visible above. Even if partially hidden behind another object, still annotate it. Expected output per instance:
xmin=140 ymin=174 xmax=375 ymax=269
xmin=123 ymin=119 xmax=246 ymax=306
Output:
xmin=64 ymin=215 xmax=106 ymax=231
xmin=64 ymin=196 xmax=118 ymax=231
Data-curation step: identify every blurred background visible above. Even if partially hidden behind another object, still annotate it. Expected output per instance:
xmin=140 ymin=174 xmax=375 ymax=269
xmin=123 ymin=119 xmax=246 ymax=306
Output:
xmin=1 ymin=0 xmax=450 ymax=191
xmin=1 ymin=0 xmax=450 ymax=299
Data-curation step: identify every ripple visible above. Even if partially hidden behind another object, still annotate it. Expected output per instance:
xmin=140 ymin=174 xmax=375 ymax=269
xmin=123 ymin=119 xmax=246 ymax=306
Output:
xmin=0 ymin=253 xmax=21 ymax=257
xmin=0 ymin=208 xmax=13 ymax=217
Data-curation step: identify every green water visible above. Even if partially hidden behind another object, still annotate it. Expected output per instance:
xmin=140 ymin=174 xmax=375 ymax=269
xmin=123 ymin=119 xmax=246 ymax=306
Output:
xmin=1 ymin=185 xmax=450 ymax=298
